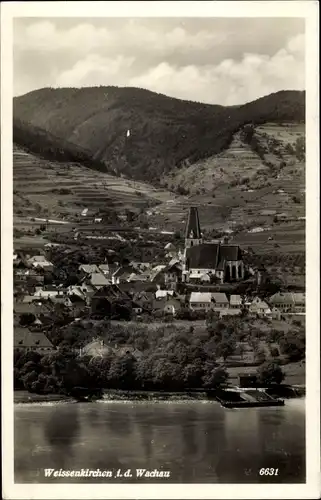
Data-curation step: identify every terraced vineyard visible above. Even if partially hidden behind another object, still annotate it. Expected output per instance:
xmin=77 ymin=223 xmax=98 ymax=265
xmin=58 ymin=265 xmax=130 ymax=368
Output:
xmin=148 ymin=123 xmax=305 ymax=252
xmin=13 ymin=145 xmax=174 ymax=220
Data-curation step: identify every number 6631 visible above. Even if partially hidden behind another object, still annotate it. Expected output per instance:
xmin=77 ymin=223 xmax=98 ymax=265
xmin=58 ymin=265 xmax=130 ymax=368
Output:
xmin=259 ymin=468 xmax=279 ymax=476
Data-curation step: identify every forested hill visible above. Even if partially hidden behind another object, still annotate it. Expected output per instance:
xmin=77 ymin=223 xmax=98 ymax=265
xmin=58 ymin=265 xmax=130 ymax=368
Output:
xmin=13 ymin=86 xmax=305 ymax=183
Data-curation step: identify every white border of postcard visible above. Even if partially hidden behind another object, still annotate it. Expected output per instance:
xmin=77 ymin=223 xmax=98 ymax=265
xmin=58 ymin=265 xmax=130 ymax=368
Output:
xmin=1 ymin=1 xmax=320 ymax=499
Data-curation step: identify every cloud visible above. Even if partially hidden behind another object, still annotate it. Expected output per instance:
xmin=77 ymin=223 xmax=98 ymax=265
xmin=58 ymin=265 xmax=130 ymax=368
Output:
xmin=13 ymin=18 xmax=305 ymax=104
xmin=129 ymin=34 xmax=305 ymax=104
xmin=56 ymin=54 xmax=135 ymax=87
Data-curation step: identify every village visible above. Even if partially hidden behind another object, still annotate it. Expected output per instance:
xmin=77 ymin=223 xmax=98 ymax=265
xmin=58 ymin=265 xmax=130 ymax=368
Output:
xmin=13 ymin=205 xmax=306 ymax=399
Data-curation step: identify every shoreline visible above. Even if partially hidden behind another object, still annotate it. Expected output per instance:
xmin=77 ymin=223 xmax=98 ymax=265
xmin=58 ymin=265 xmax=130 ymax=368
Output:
xmin=14 ymin=386 xmax=305 ymax=404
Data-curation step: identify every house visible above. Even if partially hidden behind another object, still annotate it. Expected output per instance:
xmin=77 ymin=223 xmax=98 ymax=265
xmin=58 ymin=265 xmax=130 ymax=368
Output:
xmin=87 ymin=272 xmax=111 ymax=290
xmin=230 ymin=294 xmax=242 ymax=309
xmin=14 ymin=300 xmax=51 ymax=316
xmin=188 ymin=271 xmax=211 ymax=283
xmin=90 ymin=285 xmax=133 ymax=317
xmin=292 ymin=293 xmax=305 ymax=313
xmin=249 ymin=297 xmax=271 ymax=316
xmin=26 ymin=255 xmax=54 ymax=271
xmin=14 ymin=268 xmax=45 ymax=287
xmin=243 ymin=297 xmax=252 ymax=310
xmin=33 ymin=285 xmax=65 ymax=299
xmin=14 ymin=327 xmax=54 ymax=353
xmin=155 ymin=289 xmax=174 ymax=300
xmin=149 ymin=265 xmax=166 ymax=284
xmin=164 ymin=242 xmax=175 ymax=252
xmin=67 ymin=295 xmax=88 ymax=318
xmin=132 ymin=303 xmax=143 ymax=314
xmin=78 ymin=264 xmax=101 ymax=275
xmin=128 ymin=273 xmax=149 ymax=283
xmin=212 ymin=292 xmax=229 ymax=311
xmin=132 ymin=291 xmax=154 ymax=312
xmin=14 ymin=301 xmax=51 ymax=327
xmin=152 ymin=297 xmax=167 ymax=313
xmin=189 ymin=292 xmax=212 ymax=311
xmin=271 ymin=307 xmax=282 ymax=320
xmin=112 ymin=266 xmax=135 ymax=284
xmin=269 ymin=292 xmax=305 ymax=313
xmin=182 ymin=207 xmax=245 ymax=284
xmin=68 ymin=283 xmax=96 ymax=299
xmin=163 ymin=261 xmax=183 ymax=289
xmin=50 ymin=296 xmax=73 ymax=307
xmin=22 ymin=295 xmax=39 ymax=303
xmin=98 ymin=264 xmax=110 ymax=276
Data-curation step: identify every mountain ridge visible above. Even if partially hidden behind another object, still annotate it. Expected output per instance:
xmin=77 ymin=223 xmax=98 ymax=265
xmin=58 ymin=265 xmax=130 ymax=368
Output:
xmin=13 ymin=86 xmax=305 ymax=184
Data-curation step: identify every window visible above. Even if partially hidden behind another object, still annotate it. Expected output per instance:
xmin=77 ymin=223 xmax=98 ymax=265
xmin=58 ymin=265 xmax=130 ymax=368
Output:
xmin=18 ymin=340 xmax=23 ymax=345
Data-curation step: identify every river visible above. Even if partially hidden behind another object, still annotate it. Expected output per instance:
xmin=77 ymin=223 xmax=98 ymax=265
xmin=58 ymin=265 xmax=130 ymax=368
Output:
xmin=14 ymin=398 xmax=305 ymax=483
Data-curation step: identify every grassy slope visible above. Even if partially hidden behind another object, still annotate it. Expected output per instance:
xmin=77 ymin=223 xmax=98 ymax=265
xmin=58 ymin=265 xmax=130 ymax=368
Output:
xmin=14 ymin=87 xmax=305 ymax=184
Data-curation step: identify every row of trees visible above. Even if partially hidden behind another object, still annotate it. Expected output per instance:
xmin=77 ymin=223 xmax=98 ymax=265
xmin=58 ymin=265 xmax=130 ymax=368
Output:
xmin=14 ymin=347 xmax=229 ymax=394
xmin=14 ymin=347 xmax=285 ymax=395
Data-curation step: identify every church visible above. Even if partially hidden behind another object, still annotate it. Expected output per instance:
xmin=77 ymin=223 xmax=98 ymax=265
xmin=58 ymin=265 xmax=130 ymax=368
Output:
xmin=182 ymin=207 xmax=245 ymax=284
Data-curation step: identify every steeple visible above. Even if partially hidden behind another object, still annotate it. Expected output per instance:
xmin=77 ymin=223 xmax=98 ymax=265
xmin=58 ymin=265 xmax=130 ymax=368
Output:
xmin=184 ymin=207 xmax=202 ymax=249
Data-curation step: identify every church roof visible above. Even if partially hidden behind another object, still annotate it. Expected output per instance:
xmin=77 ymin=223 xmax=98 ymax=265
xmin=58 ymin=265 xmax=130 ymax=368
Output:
xmin=186 ymin=243 xmax=220 ymax=269
xmin=185 ymin=207 xmax=202 ymax=239
xmin=186 ymin=243 xmax=242 ymax=269
xmin=219 ymin=245 xmax=242 ymax=261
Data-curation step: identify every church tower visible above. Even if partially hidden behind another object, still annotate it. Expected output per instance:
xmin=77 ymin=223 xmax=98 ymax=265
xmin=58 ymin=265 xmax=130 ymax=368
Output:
xmin=184 ymin=207 xmax=203 ymax=249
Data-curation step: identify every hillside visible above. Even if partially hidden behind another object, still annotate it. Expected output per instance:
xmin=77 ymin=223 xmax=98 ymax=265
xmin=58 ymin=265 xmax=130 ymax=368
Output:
xmin=13 ymin=87 xmax=305 ymax=184
xmin=13 ymin=144 xmax=175 ymax=221
xmin=13 ymin=87 xmax=305 ymax=271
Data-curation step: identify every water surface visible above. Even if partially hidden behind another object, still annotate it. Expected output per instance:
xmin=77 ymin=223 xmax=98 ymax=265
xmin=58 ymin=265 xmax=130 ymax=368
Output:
xmin=15 ymin=399 xmax=305 ymax=483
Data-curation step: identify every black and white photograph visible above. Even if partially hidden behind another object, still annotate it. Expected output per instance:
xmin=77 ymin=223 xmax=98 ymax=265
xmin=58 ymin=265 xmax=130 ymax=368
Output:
xmin=1 ymin=1 xmax=320 ymax=499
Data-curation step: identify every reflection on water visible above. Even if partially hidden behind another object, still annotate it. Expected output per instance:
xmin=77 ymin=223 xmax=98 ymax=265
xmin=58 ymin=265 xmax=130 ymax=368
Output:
xmin=14 ymin=399 xmax=305 ymax=483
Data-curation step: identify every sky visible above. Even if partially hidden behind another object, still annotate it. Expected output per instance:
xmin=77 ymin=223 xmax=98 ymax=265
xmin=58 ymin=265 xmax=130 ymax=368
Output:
xmin=13 ymin=17 xmax=305 ymax=105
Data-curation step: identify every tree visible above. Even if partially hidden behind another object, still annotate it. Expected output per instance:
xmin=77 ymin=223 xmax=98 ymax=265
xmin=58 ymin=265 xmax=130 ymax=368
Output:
xmin=108 ymin=354 xmax=137 ymax=389
xmin=183 ymin=362 xmax=204 ymax=388
xmin=202 ymin=363 xmax=228 ymax=389
xmin=279 ymin=334 xmax=305 ymax=361
xmin=19 ymin=313 xmax=36 ymax=327
xmin=21 ymin=370 xmax=38 ymax=391
xmin=151 ymin=358 xmax=183 ymax=390
xmin=215 ymin=335 xmax=237 ymax=361
xmin=256 ymin=361 xmax=285 ymax=385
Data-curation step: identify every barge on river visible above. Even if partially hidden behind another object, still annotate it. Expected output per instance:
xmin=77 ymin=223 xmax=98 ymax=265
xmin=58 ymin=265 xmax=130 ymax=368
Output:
xmin=215 ymin=388 xmax=284 ymax=409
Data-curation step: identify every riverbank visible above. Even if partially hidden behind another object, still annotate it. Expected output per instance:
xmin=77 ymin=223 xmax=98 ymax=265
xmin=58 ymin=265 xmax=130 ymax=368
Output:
xmin=14 ymin=391 xmax=71 ymax=404
xmin=14 ymin=385 xmax=305 ymax=404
